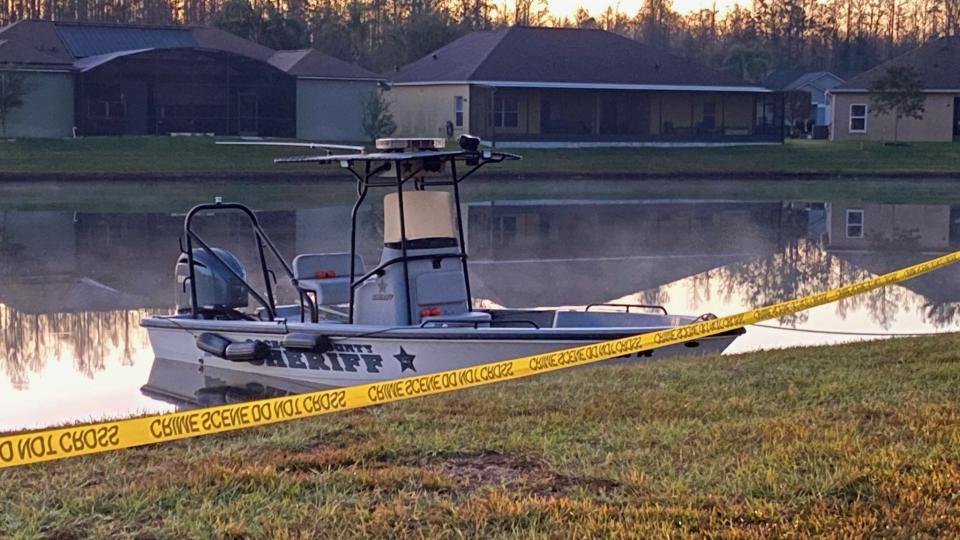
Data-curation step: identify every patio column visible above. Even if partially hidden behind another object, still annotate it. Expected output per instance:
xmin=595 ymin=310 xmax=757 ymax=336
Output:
xmin=594 ymin=91 xmax=601 ymax=136
xmin=657 ymin=93 xmax=663 ymax=135
xmin=720 ymin=94 xmax=726 ymax=134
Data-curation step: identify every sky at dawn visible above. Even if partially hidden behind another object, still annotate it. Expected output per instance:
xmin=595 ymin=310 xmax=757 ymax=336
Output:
xmin=549 ymin=0 xmax=748 ymax=18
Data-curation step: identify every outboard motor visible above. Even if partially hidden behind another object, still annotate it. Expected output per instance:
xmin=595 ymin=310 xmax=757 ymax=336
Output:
xmin=175 ymin=248 xmax=248 ymax=315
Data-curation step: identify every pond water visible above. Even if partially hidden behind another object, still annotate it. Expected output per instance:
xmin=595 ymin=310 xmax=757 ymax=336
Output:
xmin=2 ymin=184 xmax=959 ymax=430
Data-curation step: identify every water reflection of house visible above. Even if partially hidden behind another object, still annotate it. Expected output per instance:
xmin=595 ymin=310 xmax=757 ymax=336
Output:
xmin=466 ymin=199 xmax=808 ymax=306
xmin=822 ymin=202 xmax=960 ymax=326
xmin=827 ymin=251 xmax=960 ymax=326
xmin=0 ymin=208 xmax=302 ymax=387
xmin=825 ymin=203 xmax=960 ymax=251
xmin=467 ymin=199 xmax=802 ymax=260
xmin=0 ymin=209 xmax=300 ymax=311
xmin=0 ymin=211 xmax=76 ymax=275
xmin=76 ymin=210 xmax=297 ymax=305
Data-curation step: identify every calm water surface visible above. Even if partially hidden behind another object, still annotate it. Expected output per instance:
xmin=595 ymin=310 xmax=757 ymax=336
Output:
xmin=2 ymin=187 xmax=959 ymax=430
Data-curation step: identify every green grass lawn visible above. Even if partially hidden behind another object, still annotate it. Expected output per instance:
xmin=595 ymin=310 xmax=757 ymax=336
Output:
xmin=511 ymin=139 xmax=960 ymax=177
xmin=4 ymin=136 xmax=960 ymax=177
xmin=4 ymin=176 xmax=960 ymax=212
xmin=3 ymin=335 xmax=960 ymax=538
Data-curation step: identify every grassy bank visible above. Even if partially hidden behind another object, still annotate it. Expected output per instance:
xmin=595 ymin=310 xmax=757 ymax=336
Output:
xmin=5 ymin=136 xmax=960 ymax=177
xmin=3 ymin=334 xmax=960 ymax=537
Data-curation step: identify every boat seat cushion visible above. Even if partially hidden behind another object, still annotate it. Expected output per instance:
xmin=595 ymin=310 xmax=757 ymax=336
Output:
xmin=294 ymin=253 xmax=363 ymax=306
xmin=421 ymin=311 xmax=492 ymax=327
xmin=297 ymin=277 xmax=351 ymax=305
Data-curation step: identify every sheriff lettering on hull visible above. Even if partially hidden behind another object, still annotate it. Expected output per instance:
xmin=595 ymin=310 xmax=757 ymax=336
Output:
xmin=237 ymin=342 xmax=417 ymax=375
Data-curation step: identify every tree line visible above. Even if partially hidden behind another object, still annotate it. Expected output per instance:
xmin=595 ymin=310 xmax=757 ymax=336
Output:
xmin=2 ymin=0 xmax=959 ymax=80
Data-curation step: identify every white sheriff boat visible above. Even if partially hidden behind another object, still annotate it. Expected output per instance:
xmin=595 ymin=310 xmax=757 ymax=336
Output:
xmin=141 ymin=136 xmax=744 ymax=388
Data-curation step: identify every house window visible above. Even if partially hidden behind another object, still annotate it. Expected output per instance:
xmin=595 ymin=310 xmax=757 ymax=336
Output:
xmin=849 ymin=104 xmax=867 ymax=133
xmin=454 ymin=96 xmax=464 ymax=127
xmin=846 ymin=209 xmax=864 ymax=238
xmin=494 ymin=96 xmax=519 ymax=128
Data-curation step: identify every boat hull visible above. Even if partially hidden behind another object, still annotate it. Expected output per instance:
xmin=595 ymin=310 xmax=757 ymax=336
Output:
xmin=144 ymin=319 xmax=740 ymax=389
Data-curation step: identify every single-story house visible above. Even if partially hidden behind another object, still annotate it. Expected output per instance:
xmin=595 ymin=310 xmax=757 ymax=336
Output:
xmin=387 ymin=26 xmax=782 ymax=146
xmin=0 ymin=20 xmax=380 ymax=140
xmin=829 ymin=36 xmax=960 ymax=142
xmin=763 ymin=70 xmax=843 ymax=136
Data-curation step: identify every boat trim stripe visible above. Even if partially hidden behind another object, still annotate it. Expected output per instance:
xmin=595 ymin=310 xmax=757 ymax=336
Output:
xmin=139 ymin=317 xmax=746 ymax=341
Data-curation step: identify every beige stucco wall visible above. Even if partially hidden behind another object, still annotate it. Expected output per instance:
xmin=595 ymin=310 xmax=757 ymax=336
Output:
xmin=830 ymin=91 xmax=957 ymax=142
xmin=388 ymin=84 xmax=471 ymax=138
xmin=826 ymin=203 xmax=952 ymax=250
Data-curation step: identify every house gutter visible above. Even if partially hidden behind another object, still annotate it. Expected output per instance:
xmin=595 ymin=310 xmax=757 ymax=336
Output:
xmin=830 ymin=88 xmax=960 ymax=93
xmin=390 ymin=81 xmax=771 ymax=93
xmin=295 ymin=76 xmax=384 ymax=82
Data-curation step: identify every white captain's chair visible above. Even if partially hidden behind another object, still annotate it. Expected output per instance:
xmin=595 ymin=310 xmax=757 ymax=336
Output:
xmin=353 ymin=190 xmax=490 ymax=326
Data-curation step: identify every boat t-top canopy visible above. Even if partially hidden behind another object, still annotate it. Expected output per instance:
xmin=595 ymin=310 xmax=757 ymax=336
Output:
xmin=274 ymin=135 xmax=520 ymax=188
xmin=274 ymin=135 xmax=521 ymax=323
xmin=275 ymin=149 xmax=514 ymax=164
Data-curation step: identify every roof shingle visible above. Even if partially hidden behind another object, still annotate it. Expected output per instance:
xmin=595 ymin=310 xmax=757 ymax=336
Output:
xmin=269 ymin=49 xmax=379 ymax=79
xmin=0 ymin=20 xmax=376 ymax=80
xmin=0 ymin=20 xmax=73 ymax=66
xmin=390 ymin=26 xmax=758 ymax=89
xmin=836 ymin=36 xmax=960 ymax=91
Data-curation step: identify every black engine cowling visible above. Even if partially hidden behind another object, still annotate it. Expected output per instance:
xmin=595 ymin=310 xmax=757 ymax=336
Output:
xmin=175 ymin=248 xmax=248 ymax=314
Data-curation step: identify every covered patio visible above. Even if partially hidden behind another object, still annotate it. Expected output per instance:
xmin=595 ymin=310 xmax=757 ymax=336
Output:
xmin=467 ymin=86 xmax=782 ymax=144
xmin=75 ymin=48 xmax=296 ymax=137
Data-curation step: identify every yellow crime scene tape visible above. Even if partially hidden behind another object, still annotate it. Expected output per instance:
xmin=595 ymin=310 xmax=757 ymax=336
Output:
xmin=2 ymin=249 xmax=959 ymax=470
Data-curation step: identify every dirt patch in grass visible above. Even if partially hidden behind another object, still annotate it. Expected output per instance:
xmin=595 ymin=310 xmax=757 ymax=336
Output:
xmin=430 ymin=450 xmax=619 ymax=497
xmin=275 ymin=443 xmax=620 ymax=497
xmin=277 ymin=442 xmax=387 ymax=473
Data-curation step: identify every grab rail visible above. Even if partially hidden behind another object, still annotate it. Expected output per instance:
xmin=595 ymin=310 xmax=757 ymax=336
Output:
xmin=419 ymin=318 xmax=540 ymax=329
xmin=584 ymin=303 xmax=669 ymax=315
xmin=183 ymin=200 xmax=315 ymax=321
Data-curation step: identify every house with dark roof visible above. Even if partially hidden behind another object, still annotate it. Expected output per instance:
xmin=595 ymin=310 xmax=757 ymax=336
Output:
xmin=829 ymin=37 xmax=960 ymax=142
xmin=0 ymin=20 xmax=380 ymax=140
xmin=387 ymin=26 xmax=782 ymax=145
